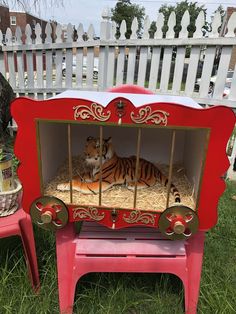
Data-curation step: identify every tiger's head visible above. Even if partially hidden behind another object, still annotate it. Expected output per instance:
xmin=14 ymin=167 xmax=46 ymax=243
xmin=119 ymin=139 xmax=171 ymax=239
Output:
xmin=84 ymin=136 xmax=114 ymax=167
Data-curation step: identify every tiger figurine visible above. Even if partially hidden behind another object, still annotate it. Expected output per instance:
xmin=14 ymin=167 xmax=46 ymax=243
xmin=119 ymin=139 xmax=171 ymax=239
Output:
xmin=57 ymin=136 xmax=181 ymax=203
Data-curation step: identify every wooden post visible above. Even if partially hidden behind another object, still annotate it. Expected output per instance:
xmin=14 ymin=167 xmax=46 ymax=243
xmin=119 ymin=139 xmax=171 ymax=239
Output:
xmin=98 ymin=7 xmax=111 ymax=91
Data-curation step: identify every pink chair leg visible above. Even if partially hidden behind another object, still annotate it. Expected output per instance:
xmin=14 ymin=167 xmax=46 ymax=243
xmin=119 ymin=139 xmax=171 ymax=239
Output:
xmin=56 ymin=224 xmax=77 ymax=314
xmin=0 ymin=208 xmax=39 ymax=291
xmin=19 ymin=215 xmax=40 ymax=291
xmin=184 ymin=232 xmax=205 ymax=314
xmin=58 ymin=278 xmax=77 ymax=314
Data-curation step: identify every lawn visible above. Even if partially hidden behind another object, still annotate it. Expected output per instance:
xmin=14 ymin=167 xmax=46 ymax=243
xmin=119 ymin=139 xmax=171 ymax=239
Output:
xmin=0 ymin=181 xmax=236 ymax=314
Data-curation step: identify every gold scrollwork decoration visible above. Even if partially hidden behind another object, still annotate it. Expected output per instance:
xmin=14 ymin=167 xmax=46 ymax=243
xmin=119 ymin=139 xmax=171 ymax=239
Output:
xmin=73 ymin=103 xmax=111 ymax=122
xmin=73 ymin=207 xmax=105 ymax=221
xmin=123 ymin=210 xmax=155 ymax=225
xmin=131 ymin=107 xmax=169 ymax=126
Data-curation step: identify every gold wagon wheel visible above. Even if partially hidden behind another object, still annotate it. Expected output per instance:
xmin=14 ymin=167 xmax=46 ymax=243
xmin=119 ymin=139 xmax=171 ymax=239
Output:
xmin=30 ymin=196 xmax=69 ymax=231
xmin=159 ymin=205 xmax=199 ymax=240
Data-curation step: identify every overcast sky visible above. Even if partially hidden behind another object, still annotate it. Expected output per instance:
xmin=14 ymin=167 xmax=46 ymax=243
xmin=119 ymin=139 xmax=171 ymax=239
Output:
xmin=10 ymin=0 xmax=236 ymax=36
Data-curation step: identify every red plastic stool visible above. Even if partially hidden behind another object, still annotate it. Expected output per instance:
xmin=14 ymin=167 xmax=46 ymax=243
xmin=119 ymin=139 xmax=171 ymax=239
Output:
xmin=0 ymin=207 xmax=40 ymax=290
xmin=56 ymin=222 xmax=205 ymax=314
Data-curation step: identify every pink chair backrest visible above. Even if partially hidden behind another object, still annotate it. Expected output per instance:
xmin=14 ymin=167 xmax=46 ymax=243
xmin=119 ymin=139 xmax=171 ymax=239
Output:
xmin=108 ymin=84 xmax=154 ymax=95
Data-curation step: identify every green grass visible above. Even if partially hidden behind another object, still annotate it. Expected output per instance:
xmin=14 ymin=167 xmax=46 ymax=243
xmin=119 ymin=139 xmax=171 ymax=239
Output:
xmin=0 ymin=181 xmax=236 ymax=314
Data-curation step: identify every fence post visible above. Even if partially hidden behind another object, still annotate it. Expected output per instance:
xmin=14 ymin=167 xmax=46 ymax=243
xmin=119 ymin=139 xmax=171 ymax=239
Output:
xmin=98 ymin=7 xmax=111 ymax=91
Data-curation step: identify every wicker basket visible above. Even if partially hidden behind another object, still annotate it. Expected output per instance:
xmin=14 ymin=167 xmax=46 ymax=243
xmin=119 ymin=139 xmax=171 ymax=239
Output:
xmin=0 ymin=180 xmax=22 ymax=217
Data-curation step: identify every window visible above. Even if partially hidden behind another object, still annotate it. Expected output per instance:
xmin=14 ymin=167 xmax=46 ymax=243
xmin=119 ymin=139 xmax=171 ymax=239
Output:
xmin=227 ymin=71 xmax=234 ymax=79
xmin=10 ymin=16 xmax=16 ymax=25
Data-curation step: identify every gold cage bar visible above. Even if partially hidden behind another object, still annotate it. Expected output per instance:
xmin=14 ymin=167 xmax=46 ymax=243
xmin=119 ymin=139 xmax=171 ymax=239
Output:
xmin=98 ymin=126 xmax=103 ymax=206
xmin=67 ymin=124 xmax=73 ymax=204
xmin=133 ymin=128 xmax=142 ymax=208
xmin=166 ymin=130 xmax=176 ymax=208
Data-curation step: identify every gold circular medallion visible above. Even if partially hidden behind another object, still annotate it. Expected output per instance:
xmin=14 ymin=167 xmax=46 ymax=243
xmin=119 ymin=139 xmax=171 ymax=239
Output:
xmin=30 ymin=196 xmax=69 ymax=231
xmin=159 ymin=205 xmax=199 ymax=240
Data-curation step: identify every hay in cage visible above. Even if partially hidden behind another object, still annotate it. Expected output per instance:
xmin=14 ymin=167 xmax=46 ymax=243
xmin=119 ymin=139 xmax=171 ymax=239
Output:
xmin=44 ymin=155 xmax=196 ymax=212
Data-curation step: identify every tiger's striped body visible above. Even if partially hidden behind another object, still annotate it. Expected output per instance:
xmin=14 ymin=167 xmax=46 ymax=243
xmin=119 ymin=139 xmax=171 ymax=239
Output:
xmin=57 ymin=137 xmax=181 ymax=203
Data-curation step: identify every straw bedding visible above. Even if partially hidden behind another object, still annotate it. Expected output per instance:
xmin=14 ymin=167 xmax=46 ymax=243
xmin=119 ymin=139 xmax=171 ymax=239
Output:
xmin=44 ymin=155 xmax=196 ymax=212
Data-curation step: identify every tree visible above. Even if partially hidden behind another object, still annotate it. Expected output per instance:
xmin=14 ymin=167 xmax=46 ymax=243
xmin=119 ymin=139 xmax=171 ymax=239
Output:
xmin=151 ymin=0 xmax=209 ymax=38
xmin=111 ymin=0 xmax=145 ymax=39
xmin=213 ymin=5 xmax=225 ymax=23
xmin=0 ymin=0 xmax=64 ymax=14
xmin=212 ymin=6 xmax=226 ymax=63
xmin=149 ymin=21 xmax=157 ymax=39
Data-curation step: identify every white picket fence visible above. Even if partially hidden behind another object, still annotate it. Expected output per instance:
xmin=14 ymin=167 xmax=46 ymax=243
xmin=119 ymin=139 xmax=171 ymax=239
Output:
xmin=0 ymin=9 xmax=236 ymax=163
xmin=0 ymin=10 xmax=235 ymax=103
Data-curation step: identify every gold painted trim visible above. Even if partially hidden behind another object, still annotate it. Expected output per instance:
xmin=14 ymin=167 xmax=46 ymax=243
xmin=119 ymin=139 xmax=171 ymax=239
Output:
xmin=68 ymin=203 xmax=162 ymax=214
xmin=131 ymin=107 xmax=169 ymax=126
xmin=36 ymin=118 xmax=210 ymax=131
xmin=73 ymin=207 xmax=105 ymax=221
xmin=73 ymin=103 xmax=111 ymax=122
xmin=123 ymin=210 xmax=155 ymax=225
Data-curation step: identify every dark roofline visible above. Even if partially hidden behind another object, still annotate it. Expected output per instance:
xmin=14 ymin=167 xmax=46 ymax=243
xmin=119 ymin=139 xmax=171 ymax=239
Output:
xmin=0 ymin=4 xmax=9 ymax=9
xmin=9 ymin=10 xmax=49 ymax=24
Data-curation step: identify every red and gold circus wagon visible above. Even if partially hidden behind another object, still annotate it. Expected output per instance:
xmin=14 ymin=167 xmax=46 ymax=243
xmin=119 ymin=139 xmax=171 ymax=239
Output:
xmin=11 ymin=86 xmax=235 ymax=240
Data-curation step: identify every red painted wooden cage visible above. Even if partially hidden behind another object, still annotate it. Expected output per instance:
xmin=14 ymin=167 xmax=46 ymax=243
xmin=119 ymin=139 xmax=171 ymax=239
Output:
xmin=11 ymin=86 xmax=235 ymax=240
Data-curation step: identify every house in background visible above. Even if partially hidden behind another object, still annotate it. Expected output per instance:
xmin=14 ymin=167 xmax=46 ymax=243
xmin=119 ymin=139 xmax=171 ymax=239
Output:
xmin=0 ymin=4 xmax=54 ymax=43
xmin=0 ymin=4 xmax=10 ymax=35
xmin=9 ymin=10 xmax=48 ymax=43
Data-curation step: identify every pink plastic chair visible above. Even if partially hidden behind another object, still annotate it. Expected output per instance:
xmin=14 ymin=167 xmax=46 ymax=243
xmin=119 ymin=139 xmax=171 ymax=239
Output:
xmin=56 ymin=84 xmax=205 ymax=313
xmin=56 ymin=222 xmax=205 ymax=314
xmin=0 ymin=207 xmax=40 ymax=291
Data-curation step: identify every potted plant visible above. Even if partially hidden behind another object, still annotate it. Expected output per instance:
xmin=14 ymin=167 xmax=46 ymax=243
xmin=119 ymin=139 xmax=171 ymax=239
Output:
xmin=0 ymin=146 xmax=22 ymax=217
xmin=0 ymin=147 xmax=14 ymax=191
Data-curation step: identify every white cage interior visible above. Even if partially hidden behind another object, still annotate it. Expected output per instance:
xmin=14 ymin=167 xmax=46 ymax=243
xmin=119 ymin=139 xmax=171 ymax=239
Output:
xmin=38 ymin=121 xmax=208 ymax=212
